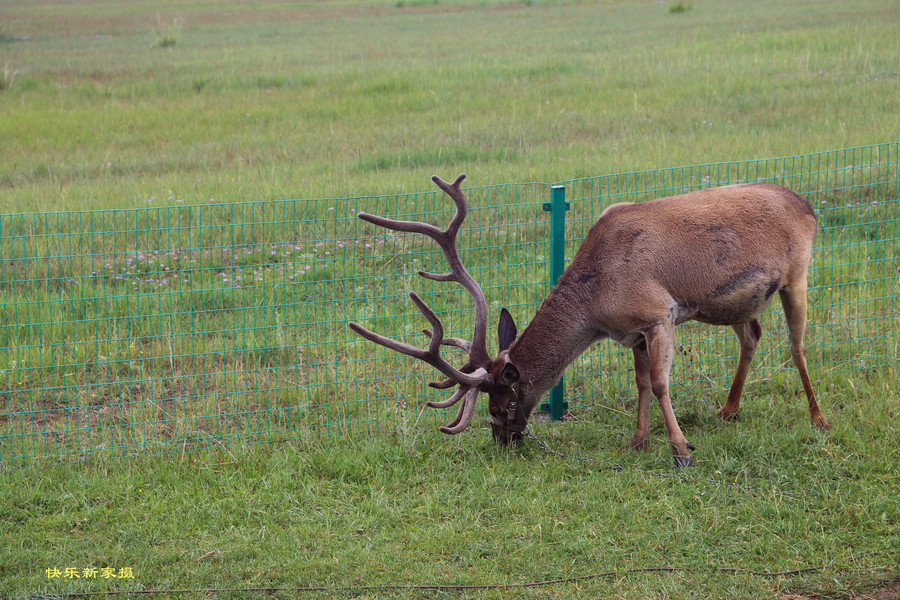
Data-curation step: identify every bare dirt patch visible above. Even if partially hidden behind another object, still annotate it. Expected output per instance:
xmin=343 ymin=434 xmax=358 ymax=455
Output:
xmin=785 ymin=580 xmax=900 ymax=600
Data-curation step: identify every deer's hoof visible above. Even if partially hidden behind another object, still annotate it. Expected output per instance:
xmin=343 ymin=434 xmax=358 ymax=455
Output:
xmin=812 ymin=414 xmax=831 ymax=430
xmin=687 ymin=440 xmax=696 ymax=451
xmin=627 ymin=438 xmax=650 ymax=452
xmin=716 ymin=408 xmax=739 ymax=421
xmin=674 ymin=455 xmax=693 ymax=469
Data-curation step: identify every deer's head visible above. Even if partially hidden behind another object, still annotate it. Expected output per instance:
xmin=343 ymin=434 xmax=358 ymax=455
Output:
xmin=349 ymin=174 xmax=528 ymax=444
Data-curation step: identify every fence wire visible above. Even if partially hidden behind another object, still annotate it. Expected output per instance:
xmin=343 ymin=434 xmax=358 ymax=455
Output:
xmin=0 ymin=143 xmax=897 ymax=462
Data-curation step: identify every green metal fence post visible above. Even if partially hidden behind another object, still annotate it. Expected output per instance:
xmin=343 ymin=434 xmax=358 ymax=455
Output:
xmin=542 ymin=185 xmax=569 ymax=421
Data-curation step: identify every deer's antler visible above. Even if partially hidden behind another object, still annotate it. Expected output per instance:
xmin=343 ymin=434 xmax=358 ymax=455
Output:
xmin=348 ymin=174 xmax=491 ymax=435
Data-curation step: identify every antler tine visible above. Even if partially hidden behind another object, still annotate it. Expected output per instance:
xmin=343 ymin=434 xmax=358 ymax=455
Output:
xmin=422 ymin=328 xmax=472 ymax=354
xmin=422 ymin=329 xmax=474 ymax=390
xmin=356 ymin=212 xmax=444 ymax=239
xmin=426 ymin=386 xmax=467 ymax=409
xmin=429 ymin=173 xmax=470 ymax=239
xmin=428 ymin=379 xmax=457 ymax=390
xmin=438 ymin=388 xmax=480 ymax=435
xmin=355 ymin=174 xmax=466 ymax=246
xmin=348 ymin=292 xmax=488 ymax=390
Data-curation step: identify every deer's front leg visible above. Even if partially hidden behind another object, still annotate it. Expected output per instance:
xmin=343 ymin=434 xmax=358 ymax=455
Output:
xmin=717 ymin=319 xmax=763 ymax=421
xmin=644 ymin=323 xmax=694 ymax=468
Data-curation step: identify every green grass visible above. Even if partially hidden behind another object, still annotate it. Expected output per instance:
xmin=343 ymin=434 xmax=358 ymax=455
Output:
xmin=2 ymin=375 xmax=898 ymax=598
xmin=1 ymin=0 xmax=899 ymax=210
xmin=0 ymin=0 xmax=899 ymax=597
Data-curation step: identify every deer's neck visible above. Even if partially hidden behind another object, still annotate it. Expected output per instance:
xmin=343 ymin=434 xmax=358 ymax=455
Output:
xmin=508 ymin=293 xmax=601 ymax=411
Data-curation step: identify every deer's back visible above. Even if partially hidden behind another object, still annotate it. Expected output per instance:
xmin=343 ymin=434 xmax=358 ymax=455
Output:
xmin=562 ymin=183 xmax=817 ymax=328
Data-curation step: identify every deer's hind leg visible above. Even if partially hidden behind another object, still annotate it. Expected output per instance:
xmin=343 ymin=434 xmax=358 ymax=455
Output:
xmin=628 ymin=342 xmax=653 ymax=451
xmin=779 ymin=283 xmax=830 ymax=429
xmin=717 ymin=319 xmax=763 ymax=421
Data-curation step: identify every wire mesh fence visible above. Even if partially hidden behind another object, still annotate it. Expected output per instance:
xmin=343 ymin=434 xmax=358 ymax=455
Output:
xmin=1 ymin=143 xmax=897 ymax=463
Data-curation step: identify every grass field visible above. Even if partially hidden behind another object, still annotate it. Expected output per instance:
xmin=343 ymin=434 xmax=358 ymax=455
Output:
xmin=2 ymin=0 xmax=899 ymax=209
xmin=1 ymin=0 xmax=899 ymax=597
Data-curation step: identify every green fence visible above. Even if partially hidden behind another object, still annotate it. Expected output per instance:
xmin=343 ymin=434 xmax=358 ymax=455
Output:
xmin=1 ymin=143 xmax=898 ymax=463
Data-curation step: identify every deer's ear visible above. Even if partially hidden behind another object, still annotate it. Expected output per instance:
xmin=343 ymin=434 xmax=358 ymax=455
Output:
xmin=498 ymin=308 xmax=518 ymax=351
xmin=499 ymin=361 xmax=520 ymax=386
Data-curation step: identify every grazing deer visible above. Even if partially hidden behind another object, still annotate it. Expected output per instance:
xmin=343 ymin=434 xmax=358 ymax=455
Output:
xmin=350 ymin=174 xmax=829 ymax=467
